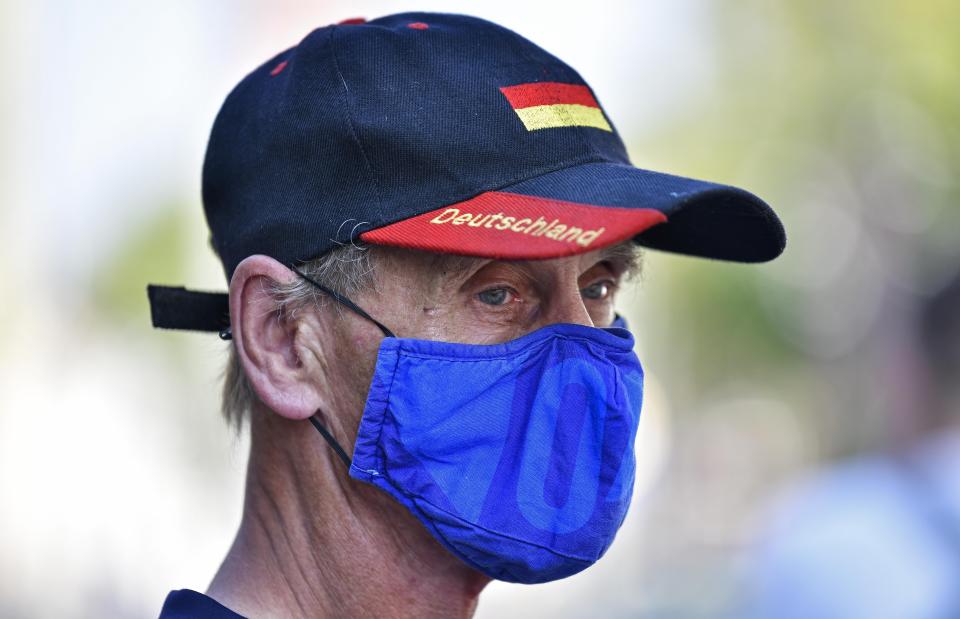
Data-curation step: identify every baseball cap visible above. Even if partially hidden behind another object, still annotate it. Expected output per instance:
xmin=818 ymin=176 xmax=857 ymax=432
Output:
xmin=148 ymin=12 xmax=785 ymax=334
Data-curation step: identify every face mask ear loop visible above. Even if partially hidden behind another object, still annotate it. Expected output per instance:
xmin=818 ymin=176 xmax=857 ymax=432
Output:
xmin=290 ymin=263 xmax=394 ymax=469
xmin=308 ymin=414 xmax=352 ymax=469
xmin=289 ymin=264 xmax=395 ymax=338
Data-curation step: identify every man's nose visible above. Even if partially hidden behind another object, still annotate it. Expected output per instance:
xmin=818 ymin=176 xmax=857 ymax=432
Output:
xmin=543 ymin=285 xmax=594 ymax=328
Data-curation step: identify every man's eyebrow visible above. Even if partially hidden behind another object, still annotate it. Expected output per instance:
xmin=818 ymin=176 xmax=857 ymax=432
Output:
xmin=427 ymin=253 xmax=487 ymax=290
xmin=421 ymin=241 xmax=643 ymax=291
xmin=598 ymin=241 xmax=644 ymax=279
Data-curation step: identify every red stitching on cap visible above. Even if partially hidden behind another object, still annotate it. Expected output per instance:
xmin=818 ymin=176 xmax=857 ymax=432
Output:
xmin=269 ymin=60 xmax=288 ymax=76
xmin=407 ymin=22 xmax=429 ymax=30
xmin=338 ymin=17 xmax=367 ymax=25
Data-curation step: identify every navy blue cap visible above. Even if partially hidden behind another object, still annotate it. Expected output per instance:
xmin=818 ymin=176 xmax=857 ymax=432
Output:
xmin=149 ymin=12 xmax=785 ymax=333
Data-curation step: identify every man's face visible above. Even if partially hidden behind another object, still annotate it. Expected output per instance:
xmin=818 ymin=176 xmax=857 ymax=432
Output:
xmin=301 ymin=242 xmax=640 ymax=445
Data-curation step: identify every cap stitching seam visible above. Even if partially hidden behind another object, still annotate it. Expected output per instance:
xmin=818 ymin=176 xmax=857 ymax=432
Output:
xmin=328 ymin=26 xmax=386 ymax=219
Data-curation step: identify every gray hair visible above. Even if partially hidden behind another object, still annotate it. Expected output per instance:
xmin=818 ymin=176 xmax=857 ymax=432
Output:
xmin=221 ymin=244 xmax=376 ymax=428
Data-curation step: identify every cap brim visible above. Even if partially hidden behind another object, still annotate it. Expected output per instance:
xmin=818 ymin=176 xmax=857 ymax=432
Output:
xmin=359 ymin=161 xmax=785 ymax=263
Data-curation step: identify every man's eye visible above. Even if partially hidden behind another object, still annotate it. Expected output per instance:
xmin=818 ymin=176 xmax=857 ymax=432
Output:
xmin=477 ymin=288 xmax=513 ymax=306
xmin=581 ymin=281 xmax=613 ymax=301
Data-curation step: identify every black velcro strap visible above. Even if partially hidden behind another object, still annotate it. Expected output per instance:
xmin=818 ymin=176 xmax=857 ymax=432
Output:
xmin=147 ymin=285 xmax=230 ymax=333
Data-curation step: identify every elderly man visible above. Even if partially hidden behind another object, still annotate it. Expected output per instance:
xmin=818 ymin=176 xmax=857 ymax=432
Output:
xmin=148 ymin=12 xmax=784 ymax=619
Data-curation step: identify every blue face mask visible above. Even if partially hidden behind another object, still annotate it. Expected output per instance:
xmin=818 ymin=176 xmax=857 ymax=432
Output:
xmin=294 ymin=267 xmax=644 ymax=584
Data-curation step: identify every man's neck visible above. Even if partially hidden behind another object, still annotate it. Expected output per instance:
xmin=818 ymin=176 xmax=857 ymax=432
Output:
xmin=207 ymin=415 xmax=489 ymax=618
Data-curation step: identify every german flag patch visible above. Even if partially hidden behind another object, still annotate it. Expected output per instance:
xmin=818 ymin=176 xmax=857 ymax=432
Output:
xmin=499 ymin=82 xmax=612 ymax=132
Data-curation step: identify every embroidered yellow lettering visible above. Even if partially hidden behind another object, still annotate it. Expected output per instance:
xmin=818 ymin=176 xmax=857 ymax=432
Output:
xmin=428 ymin=209 xmax=607 ymax=247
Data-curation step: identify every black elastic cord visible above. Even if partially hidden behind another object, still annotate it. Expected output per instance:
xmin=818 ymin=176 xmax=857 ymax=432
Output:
xmin=291 ymin=264 xmax=397 ymax=469
xmin=289 ymin=264 xmax=396 ymax=338
xmin=308 ymin=415 xmax=352 ymax=469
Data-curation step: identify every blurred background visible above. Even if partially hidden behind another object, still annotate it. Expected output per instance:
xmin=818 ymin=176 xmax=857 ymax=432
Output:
xmin=1 ymin=1 xmax=957 ymax=617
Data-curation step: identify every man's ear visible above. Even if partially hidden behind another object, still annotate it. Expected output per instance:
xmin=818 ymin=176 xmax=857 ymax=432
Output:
xmin=229 ymin=255 xmax=322 ymax=420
